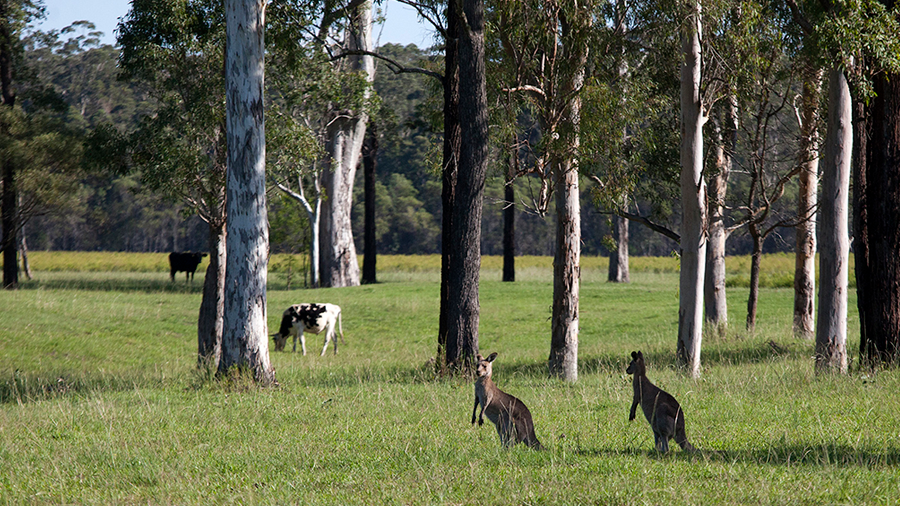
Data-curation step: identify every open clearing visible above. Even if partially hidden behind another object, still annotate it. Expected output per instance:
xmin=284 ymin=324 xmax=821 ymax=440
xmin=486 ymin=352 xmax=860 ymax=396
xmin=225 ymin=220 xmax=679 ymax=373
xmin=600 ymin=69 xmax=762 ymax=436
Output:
xmin=1 ymin=253 xmax=897 ymax=505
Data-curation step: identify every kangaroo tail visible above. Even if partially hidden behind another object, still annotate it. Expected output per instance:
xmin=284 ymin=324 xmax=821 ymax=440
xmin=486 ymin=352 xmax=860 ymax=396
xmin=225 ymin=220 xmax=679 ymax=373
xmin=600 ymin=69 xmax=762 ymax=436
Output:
xmin=676 ymin=431 xmax=695 ymax=452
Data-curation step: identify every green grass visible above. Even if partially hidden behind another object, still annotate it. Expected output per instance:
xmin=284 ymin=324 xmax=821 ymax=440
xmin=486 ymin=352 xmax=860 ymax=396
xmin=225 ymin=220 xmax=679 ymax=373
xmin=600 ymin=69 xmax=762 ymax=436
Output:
xmin=1 ymin=254 xmax=896 ymax=505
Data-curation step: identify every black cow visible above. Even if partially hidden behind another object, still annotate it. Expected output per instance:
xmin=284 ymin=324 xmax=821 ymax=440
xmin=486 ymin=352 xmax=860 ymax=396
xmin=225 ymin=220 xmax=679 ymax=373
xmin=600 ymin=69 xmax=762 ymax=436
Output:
xmin=168 ymin=252 xmax=207 ymax=282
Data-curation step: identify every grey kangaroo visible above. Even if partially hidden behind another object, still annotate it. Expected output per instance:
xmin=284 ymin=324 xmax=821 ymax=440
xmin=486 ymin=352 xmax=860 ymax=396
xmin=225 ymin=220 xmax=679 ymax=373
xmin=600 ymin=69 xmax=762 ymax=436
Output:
xmin=472 ymin=352 xmax=543 ymax=449
xmin=626 ymin=351 xmax=695 ymax=453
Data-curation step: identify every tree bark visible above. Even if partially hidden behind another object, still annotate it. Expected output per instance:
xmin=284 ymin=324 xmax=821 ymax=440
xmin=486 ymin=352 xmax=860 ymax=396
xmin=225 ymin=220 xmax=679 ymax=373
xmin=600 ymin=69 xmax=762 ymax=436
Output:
xmin=677 ymin=4 xmax=707 ymax=378
xmin=273 ymin=179 xmax=320 ymax=287
xmin=857 ymin=65 xmax=900 ymax=366
xmin=548 ymin=14 xmax=586 ymax=382
xmin=793 ymin=68 xmax=821 ymax=340
xmin=220 ymin=0 xmax=275 ymax=384
xmin=608 ymin=214 xmax=629 ymax=283
xmin=0 ymin=1 xmax=17 ymax=290
xmin=746 ymin=224 xmax=762 ymax=331
xmin=198 ymin=219 xmax=225 ymax=370
xmin=18 ymin=223 xmax=31 ymax=280
xmin=319 ymin=1 xmax=374 ymax=288
xmin=815 ymin=65 xmax=850 ymax=374
xmin=362 ymin=123 xmax=377 ymax=284
xmin=1 ymin=157 xmax=16 ymax=289
xmin=438 ymin=0 xmax=460 ymax=373
xmin=445 ymin=0 xmax=487 ymax=375
xmin=549 ymin=155 xmax=581 ymax=382
xmin=704 ymin=98 xmax=733 ymax=336
xmin=502 ymin=144 xmax=515 ymax=283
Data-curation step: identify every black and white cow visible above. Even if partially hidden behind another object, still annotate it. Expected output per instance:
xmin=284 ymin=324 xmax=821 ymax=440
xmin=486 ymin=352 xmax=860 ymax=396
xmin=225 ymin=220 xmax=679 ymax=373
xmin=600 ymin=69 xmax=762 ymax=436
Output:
xmin=273 ymin=303 xmax=345 ymax=356
xmin=168 ymin=252 xmax=207 ymax=282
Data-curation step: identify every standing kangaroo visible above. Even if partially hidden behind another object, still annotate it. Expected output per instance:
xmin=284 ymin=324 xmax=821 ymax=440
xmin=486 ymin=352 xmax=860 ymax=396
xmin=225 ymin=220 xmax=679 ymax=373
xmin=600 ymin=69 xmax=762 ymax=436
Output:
xmin=472 ymin=352 xmax=543 ymax=449
xmin=626 ymin=351 xmax=695 ymax=453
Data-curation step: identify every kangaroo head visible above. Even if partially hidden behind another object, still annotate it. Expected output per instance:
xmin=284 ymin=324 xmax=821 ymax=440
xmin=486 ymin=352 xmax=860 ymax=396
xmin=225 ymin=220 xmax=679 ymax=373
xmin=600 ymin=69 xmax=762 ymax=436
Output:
xmin=476 ymin=352 xmax=498 ymax=379
xmin=626 ymin=351 xmax=646 ymax=376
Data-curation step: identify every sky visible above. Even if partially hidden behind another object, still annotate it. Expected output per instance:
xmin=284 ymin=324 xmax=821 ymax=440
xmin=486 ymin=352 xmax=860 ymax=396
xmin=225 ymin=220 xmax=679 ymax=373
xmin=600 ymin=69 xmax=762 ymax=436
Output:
xmin=35 ymin=0 xmax=435 ymax=48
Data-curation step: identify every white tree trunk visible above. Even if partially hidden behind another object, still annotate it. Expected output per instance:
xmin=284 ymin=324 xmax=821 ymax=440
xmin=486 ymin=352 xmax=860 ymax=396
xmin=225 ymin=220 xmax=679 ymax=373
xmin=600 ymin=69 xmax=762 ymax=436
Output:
xmin=319 ymin=1 xmax=374 ymax=288
xmin=815 ymin=65 xmax=850 ymax=374
xmin=677 ymin=3 xmax=707 ymax=378
xmin=549 ymin=55 xmax=584 ymax=383
xmin=274 ymin=180 xmax=321 ymax=287
xmin=704 ymin=95 xmax=734 ymax=336
xmin=220 ymin=0 xmax=274 ymax=384
xmin=549 ymin=155 xmax=581 ymax=382
xmin=794 ymin=69 xmax=822 ymax=340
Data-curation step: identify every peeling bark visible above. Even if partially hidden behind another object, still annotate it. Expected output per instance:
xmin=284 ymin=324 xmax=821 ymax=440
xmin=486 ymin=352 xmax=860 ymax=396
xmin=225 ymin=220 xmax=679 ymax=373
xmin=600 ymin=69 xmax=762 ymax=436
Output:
xmin=815 ymin=65 xmax=850 ymax=374
xmin=220 ymin=0 xmax=275 ymax=384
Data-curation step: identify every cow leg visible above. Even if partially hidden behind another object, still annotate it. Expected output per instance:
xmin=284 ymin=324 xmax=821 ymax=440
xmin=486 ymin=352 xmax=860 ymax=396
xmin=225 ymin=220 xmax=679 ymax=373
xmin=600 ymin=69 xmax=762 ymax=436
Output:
xmin=320 ymin=322 xmax=334 ymax=356
xmin=299 ymin=329 xmax=307 ymax=356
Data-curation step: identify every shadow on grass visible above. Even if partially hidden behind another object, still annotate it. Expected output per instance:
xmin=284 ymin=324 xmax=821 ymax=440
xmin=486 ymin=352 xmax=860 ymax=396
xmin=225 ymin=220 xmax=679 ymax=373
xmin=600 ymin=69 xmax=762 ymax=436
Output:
xmin=19 ymin=277 xmax=206 ymax=294
xmin=576 ymin=444 xmax=900 ymax=467
xmin=20 ymin=276 xmax=308 ymax=293
xmin=0 ymin=369 xmax=169 ymax=405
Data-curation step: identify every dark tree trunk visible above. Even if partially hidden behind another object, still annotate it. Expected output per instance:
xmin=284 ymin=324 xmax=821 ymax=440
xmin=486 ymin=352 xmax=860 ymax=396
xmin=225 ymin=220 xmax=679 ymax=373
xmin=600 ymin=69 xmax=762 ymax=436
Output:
xmin=438 ymin=0 xmax=461 ymax=374
xmin=854 ymin=67 xmax=871 ymax=366
xmin=198 ymin=220 xmax=226 ymax=370
xmin=607 ymin=214 xmax=629 ymax=283
xmin=502 ymin=145 xmax=515 ymax=282
xmin=445 ymin=0 xmax=487 ymax=376
xmin=858 ymin=67 xmax=900 ymax=366
xmin=0 ymin=3 xmax=16 ymax=290
xmin=746 ymin=224 xmax=762 ymax=331
xmin=362 ymin=123 xmax=377 ymax=284
xmin=1 ymin=158 xmax=15 ymax=289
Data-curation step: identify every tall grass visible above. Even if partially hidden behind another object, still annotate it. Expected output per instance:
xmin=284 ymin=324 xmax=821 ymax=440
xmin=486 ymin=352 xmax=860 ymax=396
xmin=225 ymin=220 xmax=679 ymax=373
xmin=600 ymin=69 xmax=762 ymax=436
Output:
xmin=0 ymin=254 xmax=893 ymax=505
xmin=21 ymin=250 xmax=818 ymax=286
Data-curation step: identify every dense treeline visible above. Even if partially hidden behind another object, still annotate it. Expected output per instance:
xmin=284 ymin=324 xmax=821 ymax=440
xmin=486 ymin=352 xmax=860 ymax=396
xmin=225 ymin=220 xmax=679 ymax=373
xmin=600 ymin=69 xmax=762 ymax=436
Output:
xmin=20 ymin=33 xmax=788 ymax=258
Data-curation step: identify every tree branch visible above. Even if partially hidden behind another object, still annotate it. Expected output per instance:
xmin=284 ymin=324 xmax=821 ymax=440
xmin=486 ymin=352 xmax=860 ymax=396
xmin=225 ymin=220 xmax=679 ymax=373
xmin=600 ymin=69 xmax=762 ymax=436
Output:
xmin=785 ymin=0 xmax=815 ymax=35
xmin=331 ymin=49 xmax=443 ymax=80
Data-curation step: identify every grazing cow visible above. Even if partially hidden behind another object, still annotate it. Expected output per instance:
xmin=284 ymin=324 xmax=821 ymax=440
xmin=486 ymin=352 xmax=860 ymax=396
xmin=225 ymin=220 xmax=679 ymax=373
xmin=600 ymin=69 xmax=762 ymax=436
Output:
xmin=168 ymin=252 xmax=207 ymax=282
xmin=272 ymin=303 xmax=345 ymax=356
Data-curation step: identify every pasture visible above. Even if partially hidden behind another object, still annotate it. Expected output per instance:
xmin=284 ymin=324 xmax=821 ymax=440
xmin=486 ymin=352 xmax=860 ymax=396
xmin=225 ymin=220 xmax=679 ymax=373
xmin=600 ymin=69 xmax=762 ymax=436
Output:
xmin=1 ymin=252 xmax=897 ymax=505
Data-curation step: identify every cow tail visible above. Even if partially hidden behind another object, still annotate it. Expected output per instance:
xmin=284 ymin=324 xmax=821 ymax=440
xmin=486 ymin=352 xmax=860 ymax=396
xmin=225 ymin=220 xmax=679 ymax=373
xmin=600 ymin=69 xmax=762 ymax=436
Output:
xmin=338 ymin=308 xmax=345 ymax=343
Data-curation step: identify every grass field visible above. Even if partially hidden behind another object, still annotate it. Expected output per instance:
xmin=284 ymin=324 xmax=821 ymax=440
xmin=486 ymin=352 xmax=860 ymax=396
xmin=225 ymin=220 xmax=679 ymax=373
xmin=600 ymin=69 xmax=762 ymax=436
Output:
xmin=1 ymin=253 xmax=896 ymax=505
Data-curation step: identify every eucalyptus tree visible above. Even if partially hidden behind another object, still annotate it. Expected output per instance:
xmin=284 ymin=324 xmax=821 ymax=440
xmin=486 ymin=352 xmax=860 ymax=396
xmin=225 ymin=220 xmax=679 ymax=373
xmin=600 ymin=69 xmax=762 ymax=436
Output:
xmin=786 ymin=0 xmax=900 ymax=372
xmin=849 ymin=1 xmax=900 ymax=367
xmin=268 ymin=0 xmax=376 ymax=288
xmin=444 ymin=0 xmax=490 ymax=376
xmin=117 ymin=0 xmax=228 ymax=368
xmin=495 ymin=0 xmax=594 ymax=381
xmin=677 ymin=0 xmax=708 ymax=377
xmin=0 ymin=0 xmax=45 ymax=289
xmin=220 ymin=0 xmax=275 ymax=384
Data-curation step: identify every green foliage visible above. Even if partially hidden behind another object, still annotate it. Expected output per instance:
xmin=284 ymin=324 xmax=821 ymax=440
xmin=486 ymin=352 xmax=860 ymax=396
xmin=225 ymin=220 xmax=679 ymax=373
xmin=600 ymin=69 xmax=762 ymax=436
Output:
xmin=2 ymin=258 xmax=896 ymax=505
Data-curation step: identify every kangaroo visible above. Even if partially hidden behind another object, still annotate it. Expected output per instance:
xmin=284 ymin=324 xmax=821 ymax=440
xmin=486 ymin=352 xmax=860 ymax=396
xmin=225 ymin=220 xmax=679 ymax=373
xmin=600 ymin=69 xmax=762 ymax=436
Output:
xmin=472 ymin=352 xmax=542 ymax=449
xmin=626 ymin=351 xmax=695 ymax=453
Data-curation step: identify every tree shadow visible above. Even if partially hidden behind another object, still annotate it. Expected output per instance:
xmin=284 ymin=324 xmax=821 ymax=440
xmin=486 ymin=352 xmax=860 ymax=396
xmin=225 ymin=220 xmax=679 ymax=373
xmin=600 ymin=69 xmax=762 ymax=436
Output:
xmin=573 ymin=443 xmax=900 ymax=467
xmin=0 ymin=370 xmax=164 ymax=405
xmin=19 ymin=276 xmax=205 ymax=294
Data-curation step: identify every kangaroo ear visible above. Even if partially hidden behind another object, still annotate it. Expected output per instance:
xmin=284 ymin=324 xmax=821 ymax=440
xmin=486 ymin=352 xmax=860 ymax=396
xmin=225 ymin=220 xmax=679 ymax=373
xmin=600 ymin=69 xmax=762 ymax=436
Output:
xmin=476 ymin=354 xmax=483 ymax=362
xmin=631 ymin=351 xmax=638 ymax=359
xmin=637 ymin=351 xmax=644 ymax=360
xmin=486 ymin=352 xmax=498 ymax=362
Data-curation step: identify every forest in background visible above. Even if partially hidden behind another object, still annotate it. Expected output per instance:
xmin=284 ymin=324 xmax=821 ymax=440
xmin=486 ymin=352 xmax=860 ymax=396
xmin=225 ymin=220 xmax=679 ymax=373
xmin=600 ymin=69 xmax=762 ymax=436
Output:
xmin=18 ymin=26 xmax=797 ymax=259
